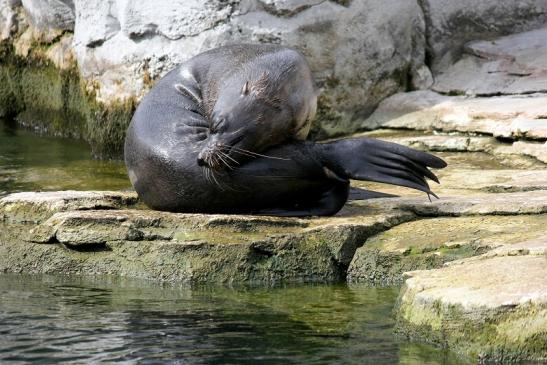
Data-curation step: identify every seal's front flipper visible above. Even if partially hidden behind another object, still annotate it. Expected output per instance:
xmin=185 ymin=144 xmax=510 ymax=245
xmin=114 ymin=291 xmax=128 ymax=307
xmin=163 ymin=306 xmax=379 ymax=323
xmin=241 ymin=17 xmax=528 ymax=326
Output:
xmin=254 ymin=182 xmax=349 ymax=217
xmin=320 ymin=138 xmax=447 ymax=197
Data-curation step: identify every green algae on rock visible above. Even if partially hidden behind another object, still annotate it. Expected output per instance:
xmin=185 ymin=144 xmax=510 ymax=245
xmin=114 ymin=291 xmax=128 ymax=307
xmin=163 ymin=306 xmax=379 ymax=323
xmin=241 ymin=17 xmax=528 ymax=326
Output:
xmin=347 ymin=215 xmax=547 ymax=285
xmin=0 ymin=191 xmax=416 ymax=284
xmin=0 ymin=41 xmax=136 ymax=159
xmin=394 ymin=238 xmax=547 ymax=363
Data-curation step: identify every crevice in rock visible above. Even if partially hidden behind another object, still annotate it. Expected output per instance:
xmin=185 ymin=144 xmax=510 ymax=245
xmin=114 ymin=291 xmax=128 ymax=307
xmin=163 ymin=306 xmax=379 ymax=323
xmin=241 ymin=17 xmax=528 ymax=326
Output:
xmin=432 ymin=86 xmax=547 ymax=98
xmin=62 ymin=242 xmax=111 ymax=252
xmin=416 ymin=0 xmax=433 ymax=70
xmin=255 ymin=0 xmax=342 ymax=18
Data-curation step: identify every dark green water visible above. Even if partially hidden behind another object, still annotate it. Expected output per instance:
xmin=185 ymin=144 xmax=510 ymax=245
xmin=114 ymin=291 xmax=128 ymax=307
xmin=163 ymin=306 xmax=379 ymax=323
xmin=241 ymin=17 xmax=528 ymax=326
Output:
xmin=0 ymin=274 xmax=468 ymax=364
xmin=0 ymin=120 xmax=130 ymax=197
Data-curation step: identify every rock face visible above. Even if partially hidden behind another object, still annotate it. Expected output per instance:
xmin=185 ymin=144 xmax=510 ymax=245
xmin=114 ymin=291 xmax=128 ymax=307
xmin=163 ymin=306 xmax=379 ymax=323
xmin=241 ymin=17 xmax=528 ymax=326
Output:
xmin=3 ymin=0 xmax=547 ymax=153
xmin=433 ymin=27 xmax=547 ymax=96
xmin=421 ymin=0 xmax=547 ymax=72
xmin=21 ymin=0 xmax=74 ymax=33
xmin=70 ymin=0 xmax=427 ymax=137
xmin=365 ymin=91 xmax=547 ymax=141
xmin=395 ymin=237 xmax=547 ymax=362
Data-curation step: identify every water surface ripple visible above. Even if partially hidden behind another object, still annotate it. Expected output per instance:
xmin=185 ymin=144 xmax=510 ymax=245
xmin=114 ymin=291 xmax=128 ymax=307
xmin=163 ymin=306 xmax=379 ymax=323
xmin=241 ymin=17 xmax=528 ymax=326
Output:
xmin=0 ymin=274 xmax=468 ymax=364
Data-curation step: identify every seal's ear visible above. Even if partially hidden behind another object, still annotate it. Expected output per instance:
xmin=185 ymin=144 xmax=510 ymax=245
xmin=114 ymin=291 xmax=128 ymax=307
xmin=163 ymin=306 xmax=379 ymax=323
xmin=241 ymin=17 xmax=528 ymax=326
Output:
xmin=241 ymin=81 xmax=250 ymax=96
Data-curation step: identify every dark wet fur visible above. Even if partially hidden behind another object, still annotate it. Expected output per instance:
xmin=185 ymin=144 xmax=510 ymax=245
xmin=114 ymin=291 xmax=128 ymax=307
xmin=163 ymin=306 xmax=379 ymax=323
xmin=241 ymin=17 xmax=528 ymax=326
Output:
xmin=124 ymin=44 xmax=447 ymax=217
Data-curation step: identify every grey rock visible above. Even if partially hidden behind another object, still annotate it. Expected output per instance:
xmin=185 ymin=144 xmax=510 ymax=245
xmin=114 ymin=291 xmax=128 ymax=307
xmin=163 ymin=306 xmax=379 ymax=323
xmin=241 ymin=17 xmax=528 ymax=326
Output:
xmin=71 ymin=0 xmax=426 ymax=134
xmin=395 ymin=237 xmax=547 ymax=362
xmin=379 ymin=134 xmax=547 ymax=165
xmin=121 ymin=1 xmax=234 ymax=40
xmin=0 ymin=190 xmax=416 ymax=283
xmin=347 ymin=215 xmax=547 ymax=285
xmin=365 ymin=90 xmax=547 ymax=141
xmin=21 ymin=0 xmax=74 ymax=32
xmin=365 ymin=190 xmax=547 ymax=216
xmin=421 ymin=0 xmax=547 ymax=72
xmin=0 ymin=0 xmax=21 ymax=41
xmin=0 ymin=190 xmax=139 ymax=223
xmin=433 ymin=27 xmax=547 ymax=96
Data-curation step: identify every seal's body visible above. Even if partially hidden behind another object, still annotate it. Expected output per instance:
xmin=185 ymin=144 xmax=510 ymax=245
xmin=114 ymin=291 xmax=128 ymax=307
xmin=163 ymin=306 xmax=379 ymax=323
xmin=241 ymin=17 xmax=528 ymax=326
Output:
xmin=125 ymin=44 xmax=446 ymax=216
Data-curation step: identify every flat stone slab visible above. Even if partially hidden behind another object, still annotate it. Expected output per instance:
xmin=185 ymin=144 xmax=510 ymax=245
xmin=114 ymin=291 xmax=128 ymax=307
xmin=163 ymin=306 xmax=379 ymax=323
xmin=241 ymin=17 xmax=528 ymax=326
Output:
xmin=382 ymin=134 xmax=547 ymax=164
xmin=365 ymin=90 xmax=547 ymax=141
xmin=433 ymin=27 xmax=547 ymax=96
xmin=0 ymin=191 xmax=416 ymax=284
xmin=2 ymin=189 xmax=545 ymax=284
xmin=347 ymin=215 xmax=547 ymax=285
xmin=354 ymin=190 xmax=547 ymax=216
xmin=0 ymin=190 xmax=139 ymax=223
xmin=395 ymin=237 xmax=547 ymax=362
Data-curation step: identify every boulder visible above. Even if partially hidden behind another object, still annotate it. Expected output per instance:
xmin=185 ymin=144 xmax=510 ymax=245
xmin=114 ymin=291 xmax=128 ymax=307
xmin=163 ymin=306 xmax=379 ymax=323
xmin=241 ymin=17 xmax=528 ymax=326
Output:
xmin=347 ymin=215 xmax=547 ymax=285
xmin=421 ymin=0 xmax=547 ymax=72
xmin=364 ymin=90 xmax=547 ymax=141
xmin=0 ymin=0 xmax=22 ymax=41
xmin=21 ymin=0 xmax=74 ymax=33
xmin=71 ymin=0 xmax=427 ymax=136
xmin=395 ymin=237 xmax=547 ymax=362
xmin=433 ymin=27 xmax=547 ymax=96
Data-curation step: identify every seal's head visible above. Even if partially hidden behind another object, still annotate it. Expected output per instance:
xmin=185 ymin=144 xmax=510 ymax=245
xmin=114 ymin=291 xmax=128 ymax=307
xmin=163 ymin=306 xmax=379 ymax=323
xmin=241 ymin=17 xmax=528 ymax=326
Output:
xmin=198 ymin=71 xmax=298 ymax=170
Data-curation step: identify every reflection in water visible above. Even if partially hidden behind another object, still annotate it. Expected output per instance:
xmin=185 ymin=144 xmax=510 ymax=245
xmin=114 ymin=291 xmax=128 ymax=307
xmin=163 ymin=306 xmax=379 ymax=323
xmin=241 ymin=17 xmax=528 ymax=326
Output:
xmin=0 ymin=119 xmax=130 ymax=196
xmin=0 ymin=274 xmax=468 ymax=364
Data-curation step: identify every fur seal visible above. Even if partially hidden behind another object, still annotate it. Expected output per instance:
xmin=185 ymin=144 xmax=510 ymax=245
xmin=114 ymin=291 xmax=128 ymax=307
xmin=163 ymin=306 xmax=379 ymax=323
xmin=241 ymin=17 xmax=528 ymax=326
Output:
xmin=124 ymin=44 xmax=446 ymax=216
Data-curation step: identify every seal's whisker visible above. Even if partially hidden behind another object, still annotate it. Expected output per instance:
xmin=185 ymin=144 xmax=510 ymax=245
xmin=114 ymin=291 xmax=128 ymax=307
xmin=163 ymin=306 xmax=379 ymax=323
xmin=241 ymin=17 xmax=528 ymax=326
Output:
xmin=230 ymin=149 xmax=257 ymax=159
xmin=203 ymin=167 xmax=211 ymax=185
xmin=219 ymin=151 xmax=240 ymax=165
xmin=231 ymin=147 xmax=291 ymax=161
xmin=209 ymin=169 xmax=225 ymax=191
xmin=216 ymin=153 xmax=234 ymax=170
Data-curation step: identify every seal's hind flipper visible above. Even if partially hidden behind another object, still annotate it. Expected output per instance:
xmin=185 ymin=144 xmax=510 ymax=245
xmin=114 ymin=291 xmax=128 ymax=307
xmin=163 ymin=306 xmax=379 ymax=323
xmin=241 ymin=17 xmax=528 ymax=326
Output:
xmin=254 ymin=182 xmax=349 ymax=217
xmin=348 ymin=187 xmax=399 ymax=200
xmin=320 ymin=138 xmax=447 ymax=197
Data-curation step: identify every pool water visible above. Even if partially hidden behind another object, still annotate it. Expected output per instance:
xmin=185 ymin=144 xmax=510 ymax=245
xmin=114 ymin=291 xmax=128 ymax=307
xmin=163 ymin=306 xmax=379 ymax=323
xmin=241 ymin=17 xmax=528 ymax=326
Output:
xmin=0 ymin=274 xmax=468 ymax=364
xmin=0 ymin=120 xmax=130 ymax=197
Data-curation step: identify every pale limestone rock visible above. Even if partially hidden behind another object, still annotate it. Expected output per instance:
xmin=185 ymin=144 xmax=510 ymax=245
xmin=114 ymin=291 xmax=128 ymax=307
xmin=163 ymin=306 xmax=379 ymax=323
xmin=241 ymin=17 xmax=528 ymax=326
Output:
xmin=422 ymin=0 xmax=547 ymax=72
xmin=504 ymin=141 xmax=547 ymax=164
xmin=360 ymin=190 xmax=547 ymax=216
xmin=365 ymin=90 xmax=547 ymax=141
xmin=0 ymin=190 xmax=139 ymax=223
xmin=0 ymin=0 xmax=21 ymax=41
xmin=0 ymin=190 xmax=415 ymax=283
xmin=347 ymin=215 xmax=547 ymax=285
xmin=395 ymin=237 xmax=547 ymax=362
xmin=433 ymin=27 xmax=547 ymax=96
xmin=71 ymin=0 xmax=426 ymax=133
xmin=21 ymin=0 xmax=74 ymax=33
xmin=410 ymin=64 xmax=434 ymax=90
xmin=121 ymin=1 xmax=234 ymax=40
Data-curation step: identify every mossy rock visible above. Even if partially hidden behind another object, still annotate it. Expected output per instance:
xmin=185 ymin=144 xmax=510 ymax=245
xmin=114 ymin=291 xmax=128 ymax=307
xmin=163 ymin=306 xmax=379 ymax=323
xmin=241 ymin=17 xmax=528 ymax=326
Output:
xmin=394 ymin=240 xmax=547 ymax=363
xmin=0 ymin=40 xmax=135 ymax=158
xmin=347 ymin=215 xmax=547 ymax=285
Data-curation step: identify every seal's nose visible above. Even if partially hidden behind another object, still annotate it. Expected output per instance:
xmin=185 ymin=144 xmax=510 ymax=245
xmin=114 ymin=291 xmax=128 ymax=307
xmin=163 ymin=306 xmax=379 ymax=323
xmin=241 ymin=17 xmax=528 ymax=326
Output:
xmin=197 ymin=152 xmax=208 ymax=166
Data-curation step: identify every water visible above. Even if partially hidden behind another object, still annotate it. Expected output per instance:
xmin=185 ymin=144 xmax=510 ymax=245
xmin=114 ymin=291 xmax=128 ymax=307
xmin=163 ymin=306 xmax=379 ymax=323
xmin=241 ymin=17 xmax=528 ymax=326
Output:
xmin=0 ymin=274 xmax=468 ymax=364
xmin=0 ymin=120 xmax=130 ymax=197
